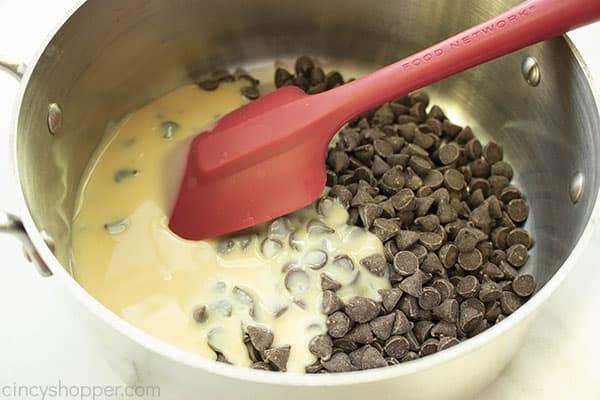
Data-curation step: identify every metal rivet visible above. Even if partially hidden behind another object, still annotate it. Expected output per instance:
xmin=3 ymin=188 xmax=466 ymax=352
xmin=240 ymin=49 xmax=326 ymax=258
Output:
xmin=47 ymin=103 xmax=62 ymax=135
xmin=521 ymin=57 xmax=540 ymax=87
xmin=570 ymin=172 xmax=584 ymax=204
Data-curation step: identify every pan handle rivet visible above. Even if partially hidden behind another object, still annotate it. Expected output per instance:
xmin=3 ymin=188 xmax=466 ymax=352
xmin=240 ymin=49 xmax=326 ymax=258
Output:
xmin=570 ymin=172 xmax=584 ymax=204
xmin=47 ymin=103 xmax=63 ymax=135
xmin=521 ymin=57 xmax=540 ymax=87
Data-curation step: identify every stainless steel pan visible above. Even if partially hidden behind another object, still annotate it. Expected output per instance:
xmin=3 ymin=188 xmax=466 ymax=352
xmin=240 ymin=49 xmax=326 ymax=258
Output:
xmin=1 ymin=1 xmax=599 ymax=399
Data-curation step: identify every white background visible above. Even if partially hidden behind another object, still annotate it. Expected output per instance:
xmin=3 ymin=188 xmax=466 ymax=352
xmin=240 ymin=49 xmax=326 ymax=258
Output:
xmin=1 ymin=1 xmax=600 ymax=399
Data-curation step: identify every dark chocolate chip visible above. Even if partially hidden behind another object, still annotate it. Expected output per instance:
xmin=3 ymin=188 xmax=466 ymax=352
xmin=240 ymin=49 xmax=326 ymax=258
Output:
xmin=420 ymin=338 xmax=439 ymax=357
xmin=241 ymin=86 xmax=260 ymax=100
xmin=321 ymin=352 xmax=353 ymax=372
xmin=506 ymin=244 xmax=529 ymax=267
xmin=393 ymin=251 xmax=419 ymax=276
xmin=392 ymin=310 xmax=413 ymax=335
xmin=326 ymin=311 xmax=352 ymax=338
xmin=399 ymin=270 xmax=431 ymax=297
xmin=456 ymin=275 xmax=480 ymax=298
xmin=419 ymin=287 xmax=442 ymax=310
xmin=321 ymin=273 xmax=342 ymax=291
xmin=345 ymin=297 xmax=381 ymax=323
xmin=264 ymin=346 xmax=290 ymax=371
xmin=433 ymin=299 xmax=459 ymax=323
xmin=512 ymin=274 xmax=535 ymax=297
xmin=370 ymin=313 xmax=396 ymax=341
xmin=483 ymin=142 xmax=503 ymax=163
xmin=247 ymin=325 xmax=274 ymax=352
xmin=345 ymin=323 xmax=375 ymax=345
xmin=500 ymin=291 xmax=523 ymax=315
xmin=384 ymin=336 xmax=410 ymax=359
xmin=506 ymin=199 xmax=529 ymax=223
xmin=458 ymin=249 xmax=483 ymax=271
xmin=322 ymin=290 xmax=345 ymax=315
xmin=478 ymin=281 xmax=503 ymax=302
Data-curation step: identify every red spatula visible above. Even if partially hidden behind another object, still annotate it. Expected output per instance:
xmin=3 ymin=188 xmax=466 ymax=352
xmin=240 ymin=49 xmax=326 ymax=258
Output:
xmin=170 ymin=0 xmax=600 ymax=240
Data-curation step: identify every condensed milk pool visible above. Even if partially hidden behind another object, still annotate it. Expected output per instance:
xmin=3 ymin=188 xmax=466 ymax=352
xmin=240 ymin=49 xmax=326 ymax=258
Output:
xmin=71 ymin=80 xmax=389 ymax=372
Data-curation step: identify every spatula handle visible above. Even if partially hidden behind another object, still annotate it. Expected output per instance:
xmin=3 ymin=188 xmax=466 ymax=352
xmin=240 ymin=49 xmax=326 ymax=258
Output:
xmin=326 ymin=0 xmax=600 ymax=121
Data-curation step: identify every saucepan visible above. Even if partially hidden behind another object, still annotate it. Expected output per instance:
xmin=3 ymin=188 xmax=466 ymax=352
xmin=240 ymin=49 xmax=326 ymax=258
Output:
xmin=1 ymin=0 xmax=599 ymax=399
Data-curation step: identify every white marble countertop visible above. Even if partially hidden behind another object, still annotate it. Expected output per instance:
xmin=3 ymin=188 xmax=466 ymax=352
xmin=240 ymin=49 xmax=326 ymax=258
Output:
xmin=1 ymin=1 xmax=599 ymax=399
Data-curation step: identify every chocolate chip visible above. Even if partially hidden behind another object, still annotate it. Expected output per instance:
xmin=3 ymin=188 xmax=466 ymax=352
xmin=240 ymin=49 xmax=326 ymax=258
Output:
xmin=192 ymin=305 xmax=208 ymax=323
xmin=327 ymin=151 xmax=350 ymax=173
xmin=433 ymin=299 xmax=459 ymax=323
xmin=351 ymin=345 xmax=387 ymax=370
xmin=413 ymin=321 xmax=434 ymax=343
xmin=482 ymin=261 xmax=505 ymax=280
xmin=432 ymin=320 xmax=458 ymax=339
xmin=500 ymin=186 xmax=523 ymax=204
xmin=419 ymin=232 xmax=444 ymax=251
xmin=507 ymin=244 xmax=528 ymax=267
xmin=432 ymin=279 xmax=455 ymax=300
xmin=246 ymin=326 xmax=274 ymax=352
xmin=500 ymin=291 xmax=523 ymax=314
xmin=241 ymin=86 xmax=260 ymax=100
xmin=491 ymin=226 xmax=510 ymax=249
xmin=198 ymin=78 xmax=219 ymax=91
xmin=333 ymin=338 xmax=358 ymax=353
xmin=332 ymin=255 xmax=355 ymax=273
xmin=305 ymin=362 xmax=323 ymax=373
xmin=459 ymin=306 xmax=484 ymax=333
xmin=443 ymin=169 xmax=466 ymax=191
xmin=456 ymin=275 xmax=480 ymax=298
xmin=359 ymin=204 xmax=383 ymax=228
xmin=321 ymin=352 xmax=353 ymax=372
xmin=393 ymin=251 xmax=419 ymax=276
xmin=415 ymin=214 xmax=440 ymax=232
xmin=322 ymin=290 xmax=345 ymax=315
xmin=438 ymin=336 xmax=460 ymax=351
xmin=419 ymin=287 xmax=442 ymax=310
xmin=458 ymin=249 xmax=483 ymax=271
xmin=455 ymin=228 xmax=483 ymax=252
xmin=321 ymin=273 xmax=342 ymax=292
xmin=478 ymin=280 xmax=503 ymax=302
xmin=370 ymin=313 xmax=396 ymax=341
xmin=438 ymin=143 xmax=461 ymax=165
xmin=372 ymin=218 xmax=400 ymax=242
xmin=512 ymin=274 xmax=536 ymax=297
xmin=374 ymin=104 xmax=396 ymax=126
xmin=372 ymin=155 xmax=391 ymax=178
xmin=251 ymin=361 xmax=271 ymax=371
xmin=325 ymin=71 xmax=344 ymax=89
xmin=421 ymin=252 xmax=444 ymax=275
xmin=399 ymin=270 xmax=432 ymax=297
xmin=391 ymin=310 xmax=413 ymax=336
xmin=410 ymin=243 xmax=428 ymax=264
xmin=345 ymin=297 xmax=380 ymax=323
xmin=345 ymin=323 xmax=375 ymax=345
xmin=391 ymin=188 xmax=415 ymax=212
xmin=507 ymin=228 xmax=532 ymax=248
xmin=420 ymin=338 xmax=439 ymax=357
xmin=438 ymin=243 xmax=459 ymax=269
xmin=275 ymin=68 xmax=293 ymax=88
xmin=307 ymin=220 xmax=335 ymax=235
xmin=384 ymin=336 xmax=410 ymax=359
xmin=360 ymin=254 xmax=387 ymax=277
xmin=489 ymin=175 xmax=510 ymax=196
xmin=264 ymin=346 xmax=290 ymax=372
xmin=470 ymin=159 xmax=490 ymax=178
xmin=483 ymin=142 xmax=503 ymax=163
xmin=381 ymin=166 xmax=405 ymax=192
xmin=379 ymin=288 xmax=403 ymax=312
xmin=507 ymin=199 xmax=529 ymax=223
xmin=327 ymin=311 xmax=352 ymax=338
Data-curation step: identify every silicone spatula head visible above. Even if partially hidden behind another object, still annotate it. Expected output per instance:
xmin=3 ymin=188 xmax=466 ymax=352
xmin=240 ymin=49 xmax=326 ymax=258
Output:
xmin=168 ymin=86 xmax=345 ymax=240
xmin=169 ymin=0 xmax=600 ymax=241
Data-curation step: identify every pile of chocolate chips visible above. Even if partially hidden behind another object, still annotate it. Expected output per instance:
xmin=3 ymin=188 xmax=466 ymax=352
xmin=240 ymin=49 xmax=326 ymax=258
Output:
xmin=275 ymin=56 xmax=536 ymax=373
xmin=196 ymin=56 xmax=536 ymax=373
